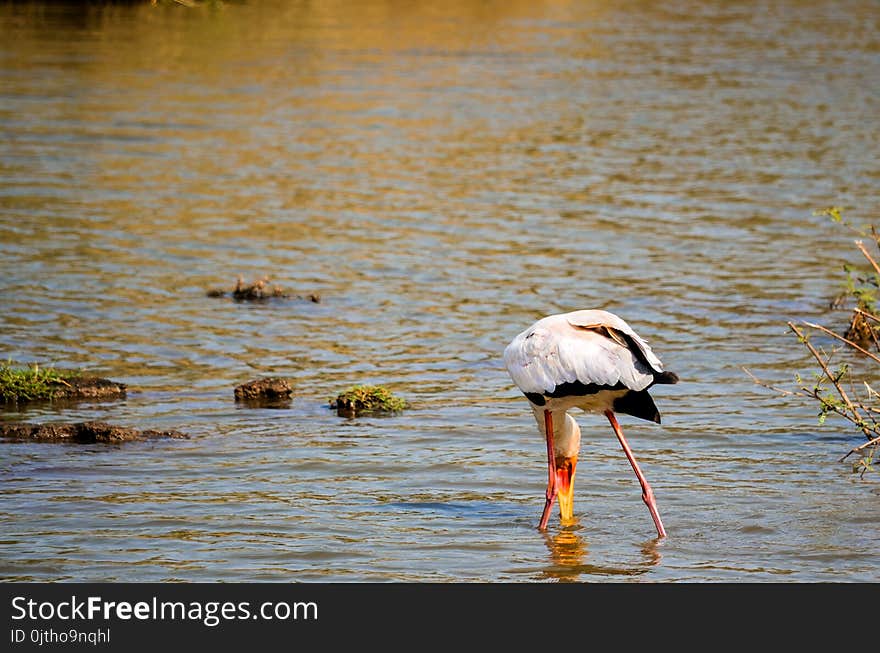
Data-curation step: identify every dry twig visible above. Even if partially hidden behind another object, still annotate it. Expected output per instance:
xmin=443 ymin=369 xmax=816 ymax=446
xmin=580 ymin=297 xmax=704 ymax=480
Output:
xmin=840 ymin=434 xmax=880 ymax=462
xmin=802 ymin=321 xmax=880 ymax=366
xmin=855 ymin=240 xmax=880 ymax=277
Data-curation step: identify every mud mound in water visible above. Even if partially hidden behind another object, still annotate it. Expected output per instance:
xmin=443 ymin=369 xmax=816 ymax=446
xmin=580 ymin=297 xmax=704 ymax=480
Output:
xmin=234 ymin=377 xmax=293 ymax=409
xmin=0 ymin=421 xmax=188 ymax=443
xmin=207 ymin=276 xmax=320 ymax=303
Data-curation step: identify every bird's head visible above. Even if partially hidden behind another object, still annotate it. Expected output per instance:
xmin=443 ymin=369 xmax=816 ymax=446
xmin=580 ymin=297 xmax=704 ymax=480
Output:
xmin=554 ymin=415 xmax=580 ymax=524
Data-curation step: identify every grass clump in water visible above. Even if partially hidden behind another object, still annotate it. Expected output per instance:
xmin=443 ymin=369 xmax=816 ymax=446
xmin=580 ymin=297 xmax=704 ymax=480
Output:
xmin=330 ymin=384 xmax=407 ymax=417
xmin=0 ymin=362 xmax=77 ymax=403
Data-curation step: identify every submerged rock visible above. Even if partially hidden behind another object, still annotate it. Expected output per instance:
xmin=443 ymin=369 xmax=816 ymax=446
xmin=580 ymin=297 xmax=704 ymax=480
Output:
xmin=0 ymin=421 xmax=188 ymax=444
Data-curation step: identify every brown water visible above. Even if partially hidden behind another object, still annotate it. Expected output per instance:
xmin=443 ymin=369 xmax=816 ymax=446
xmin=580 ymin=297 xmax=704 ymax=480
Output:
xmin=1 ymin=0 xmax=879 ymax=582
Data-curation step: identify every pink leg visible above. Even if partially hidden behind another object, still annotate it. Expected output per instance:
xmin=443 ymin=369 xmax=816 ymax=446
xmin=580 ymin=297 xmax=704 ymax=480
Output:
xmin=605 ymin=410 xmax=667 ymax=538
xmin=538 ymin=410 xmax=557 ymax=531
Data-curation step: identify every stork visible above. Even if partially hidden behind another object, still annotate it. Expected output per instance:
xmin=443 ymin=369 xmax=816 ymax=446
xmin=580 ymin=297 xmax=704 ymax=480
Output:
xmin=503 ymin=309 xmax=678 ymax=537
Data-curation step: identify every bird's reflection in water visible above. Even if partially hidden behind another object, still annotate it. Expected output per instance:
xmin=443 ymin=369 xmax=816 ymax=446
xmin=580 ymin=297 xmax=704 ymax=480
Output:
xmin=539 ymin=519 xmax=663 ymax=582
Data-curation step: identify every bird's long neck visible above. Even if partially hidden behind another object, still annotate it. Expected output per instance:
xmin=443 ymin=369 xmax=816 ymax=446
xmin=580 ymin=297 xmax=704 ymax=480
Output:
xmin=532 ymin=409 xmax=580 ymax=459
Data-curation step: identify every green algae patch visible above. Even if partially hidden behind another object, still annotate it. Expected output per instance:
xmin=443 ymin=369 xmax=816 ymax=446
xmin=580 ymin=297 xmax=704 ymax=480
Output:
xmin=1 ymin=363 xmax=77 ymax=403
xmin=330 ymin=384 xmax=407 ymax=417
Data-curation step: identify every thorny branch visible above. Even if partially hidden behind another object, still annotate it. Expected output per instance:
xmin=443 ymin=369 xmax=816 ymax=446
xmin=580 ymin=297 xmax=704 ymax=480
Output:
xmin=747 ymin=213 xmax=880 ymax=477
xmin=787 ymin=321 xmax=872 ymax=437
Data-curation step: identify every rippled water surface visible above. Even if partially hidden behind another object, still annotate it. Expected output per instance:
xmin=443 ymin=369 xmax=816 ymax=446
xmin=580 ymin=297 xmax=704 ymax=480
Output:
xmin=2 ymin=0 xmax=880 ymax=582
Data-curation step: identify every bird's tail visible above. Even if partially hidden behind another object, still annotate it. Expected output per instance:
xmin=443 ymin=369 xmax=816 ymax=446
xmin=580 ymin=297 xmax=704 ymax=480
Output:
xmin=653 ymin=371 xmax=679 ymax=384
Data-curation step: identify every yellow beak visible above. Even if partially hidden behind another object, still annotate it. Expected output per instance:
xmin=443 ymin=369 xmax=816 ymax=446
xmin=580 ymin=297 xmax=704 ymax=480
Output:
xmin=555 ymin=456 xmax=577 ymax=525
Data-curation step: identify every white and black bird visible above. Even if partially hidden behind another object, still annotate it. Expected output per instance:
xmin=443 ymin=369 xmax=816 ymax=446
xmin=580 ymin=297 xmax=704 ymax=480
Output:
xmin=503 ymin=309 xmax=678 ymax=537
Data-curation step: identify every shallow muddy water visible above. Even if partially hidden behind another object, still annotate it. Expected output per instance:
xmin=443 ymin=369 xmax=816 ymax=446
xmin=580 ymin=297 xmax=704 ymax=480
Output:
xmin=1 ymin=0 xmax=879 ymax=582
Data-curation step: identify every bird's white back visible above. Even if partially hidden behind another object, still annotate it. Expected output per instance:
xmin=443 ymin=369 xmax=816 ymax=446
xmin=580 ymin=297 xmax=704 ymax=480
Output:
xmin=503 ymin=310 xmax=665 ymax=396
